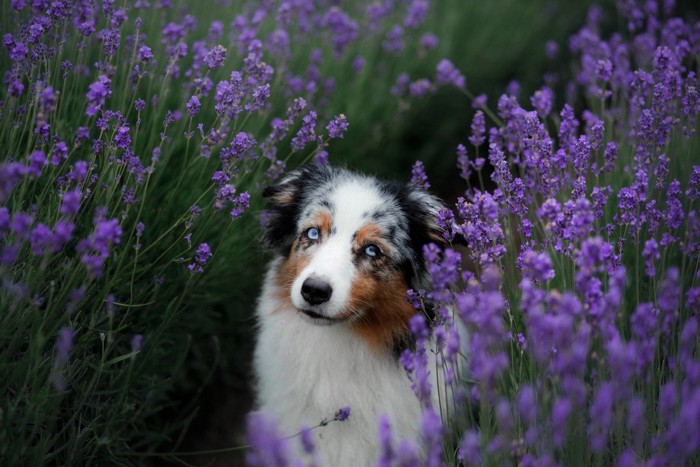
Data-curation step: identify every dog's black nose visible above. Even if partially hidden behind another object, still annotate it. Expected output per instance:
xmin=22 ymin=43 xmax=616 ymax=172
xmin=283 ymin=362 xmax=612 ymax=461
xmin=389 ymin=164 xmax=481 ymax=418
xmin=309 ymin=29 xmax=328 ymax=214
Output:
xmin=301 ymin=277 xmax=333 ymax=305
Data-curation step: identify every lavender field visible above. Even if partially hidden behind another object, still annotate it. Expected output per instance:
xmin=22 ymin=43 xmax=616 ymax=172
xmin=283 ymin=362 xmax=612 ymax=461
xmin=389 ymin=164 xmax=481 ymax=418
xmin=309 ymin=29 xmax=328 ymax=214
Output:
xmin=1 ymin=0 xmax=699 ymax=466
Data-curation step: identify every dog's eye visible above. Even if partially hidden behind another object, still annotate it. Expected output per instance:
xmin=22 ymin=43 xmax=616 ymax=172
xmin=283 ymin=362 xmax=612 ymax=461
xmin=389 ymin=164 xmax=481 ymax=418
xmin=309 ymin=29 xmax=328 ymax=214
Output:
xmin=364 ymin=244 xmax=380 ymax=258
xmin=306 ymin=227 xmax=320 ymax=241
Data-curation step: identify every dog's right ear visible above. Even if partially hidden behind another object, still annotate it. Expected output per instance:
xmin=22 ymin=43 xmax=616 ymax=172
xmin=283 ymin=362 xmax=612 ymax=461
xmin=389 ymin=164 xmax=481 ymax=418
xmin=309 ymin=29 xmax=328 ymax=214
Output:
xmin=262 ymin=164 xmax=331 ymax=254
xmin=261 ymin=169 xmax=305 ymax=254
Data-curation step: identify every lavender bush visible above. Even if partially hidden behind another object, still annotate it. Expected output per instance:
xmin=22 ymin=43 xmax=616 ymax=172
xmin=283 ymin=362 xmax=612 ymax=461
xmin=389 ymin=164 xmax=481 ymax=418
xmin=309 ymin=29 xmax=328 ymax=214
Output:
xmin=247 ymin=2 xmax=700 ymax=467
xmin=391 ymin=3 xmax=700 ymax=466
xmin=0 ymin=0 xmax=471 ymax=463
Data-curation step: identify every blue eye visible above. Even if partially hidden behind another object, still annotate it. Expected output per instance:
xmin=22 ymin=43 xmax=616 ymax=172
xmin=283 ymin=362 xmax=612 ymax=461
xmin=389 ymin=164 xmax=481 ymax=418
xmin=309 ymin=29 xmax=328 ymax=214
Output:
xmin=306 ymin=227 xmax=320 ymax=240
xmin=364 ymin=244 xmax=380 ymax=257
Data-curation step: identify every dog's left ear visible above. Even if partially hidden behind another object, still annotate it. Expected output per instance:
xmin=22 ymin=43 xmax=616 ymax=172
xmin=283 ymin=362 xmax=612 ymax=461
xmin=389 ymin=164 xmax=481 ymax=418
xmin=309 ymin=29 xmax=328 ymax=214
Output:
xmin=405 ymin=188 xmax=450 ymax=247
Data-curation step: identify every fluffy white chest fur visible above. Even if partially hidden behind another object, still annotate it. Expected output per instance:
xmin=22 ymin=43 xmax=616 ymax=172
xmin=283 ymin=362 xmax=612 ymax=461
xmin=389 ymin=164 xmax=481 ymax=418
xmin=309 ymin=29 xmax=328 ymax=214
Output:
xmin=254 ymin=258 xmax=423 ymax=466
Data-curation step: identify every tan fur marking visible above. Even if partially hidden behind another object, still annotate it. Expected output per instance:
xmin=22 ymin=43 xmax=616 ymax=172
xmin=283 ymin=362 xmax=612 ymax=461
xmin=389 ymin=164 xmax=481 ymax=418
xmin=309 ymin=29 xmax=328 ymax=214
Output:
xmin=346 ymin=269 xmax=414 ymax=353
xmin=274 ymin=240 xmax=309 ymax=311
xmin=313 ymin=210 xmax=333 ymax=236
xmin=355 ymin=223 xmax=383 ymax=246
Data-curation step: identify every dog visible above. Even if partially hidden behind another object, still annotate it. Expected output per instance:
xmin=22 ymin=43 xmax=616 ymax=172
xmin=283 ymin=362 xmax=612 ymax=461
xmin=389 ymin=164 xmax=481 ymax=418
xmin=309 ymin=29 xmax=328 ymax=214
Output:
xmin=253 ymin=164 xmax=451 ymax=465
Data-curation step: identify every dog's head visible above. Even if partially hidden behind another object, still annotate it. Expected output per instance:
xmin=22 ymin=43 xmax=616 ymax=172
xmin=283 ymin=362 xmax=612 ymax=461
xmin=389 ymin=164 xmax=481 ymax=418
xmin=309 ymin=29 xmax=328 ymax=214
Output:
xmin=262 ymin=164 xmax=446 ymax=350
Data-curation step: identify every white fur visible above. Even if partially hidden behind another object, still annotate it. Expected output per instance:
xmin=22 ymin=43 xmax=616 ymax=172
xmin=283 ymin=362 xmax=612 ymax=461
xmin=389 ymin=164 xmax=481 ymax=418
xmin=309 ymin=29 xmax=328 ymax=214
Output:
xmin=255 ymin=257 xmax=423 ymax=466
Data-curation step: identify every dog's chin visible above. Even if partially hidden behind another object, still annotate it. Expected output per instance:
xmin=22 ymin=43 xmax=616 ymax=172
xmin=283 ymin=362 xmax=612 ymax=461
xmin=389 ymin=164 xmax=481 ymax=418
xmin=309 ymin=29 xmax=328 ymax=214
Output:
xmin=297 ymin=308 xmax=342 ymax=326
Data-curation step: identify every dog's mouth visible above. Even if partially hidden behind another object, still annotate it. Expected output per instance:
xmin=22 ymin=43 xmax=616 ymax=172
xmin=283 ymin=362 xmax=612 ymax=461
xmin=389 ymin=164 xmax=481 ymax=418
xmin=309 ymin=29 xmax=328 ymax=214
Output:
xmin=298 ymin=308 xmax=342 ymax=324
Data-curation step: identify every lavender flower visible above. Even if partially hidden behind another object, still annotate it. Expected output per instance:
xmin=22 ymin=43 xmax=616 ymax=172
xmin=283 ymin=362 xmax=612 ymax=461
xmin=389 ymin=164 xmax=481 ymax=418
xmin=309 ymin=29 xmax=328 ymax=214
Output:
xmin=76 ymin=219 xmax=122 ymax=277
xmin=377 ymin=415 xmax=395 ymax=467
xmin=245 ymin=84 xmax=270 ymax=113
xmin=420 ymin=33 xmax=438 ymax=50
xmin=421 ymin=408 xmax=444 ymax=467
xmin=409 ymin=79 xmax=433 ymax=98
xmin=458 ymin=430 xmax=481 ymax=466
xmin=391 ymin=72 xmax=411 ymax=97
xmin=291 ymin=111 xmax=317 ymax=151
xmin=435 ymin=59 xmax=466 ymax=89
xmin=383 ymin=25 xmax=405 ymax=55
xmin=245 ymin=411 xmax=290 ymax=467
xmin=322 ymin=7 xmax=358 ymax=57
xmin=55 ymin=327 xmax=74 ymax=367
xmin=334 ymin=406 xmax=351 ymax=421
xmin=230 ymin=192 xmax=250 ymax=220
xmin=326 ymin=114 xmax=348 ymax=139
xmin=186 ymin=95 xmax=200 ymax=117
xmin=642 ymin=239 xmax=659 ymax=277
xmin=588 ymin=382 xmax=614 ymax=452
xmin=204 ymin=44 xmax=227 ymax=69
xmin=531 ymin=86 xmax=554 ymax=118
xmin=404 ymin=0 xmax=429 ymax=28
xmin=85 ymin=75 xmax=111 ymax=116
xmin=469 ymin=110 xmax=486 ymax=147
xmin=188 ymin=242 xmax=212 ymax=274
xmin=517 ymin=249 xmax=555 ymax=283
xmin=352 ymin=55 xmax=365 ymax=74
xmin=410 ymin=160 xmax=430 ymax=190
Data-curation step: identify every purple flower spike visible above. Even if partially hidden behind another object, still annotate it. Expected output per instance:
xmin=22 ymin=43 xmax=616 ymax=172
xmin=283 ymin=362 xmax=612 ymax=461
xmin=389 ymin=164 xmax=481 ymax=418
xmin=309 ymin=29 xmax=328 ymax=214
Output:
xmin=383 ymin=25 xmax=405 ymax=55
xmin=411 ymin=160 xmax=430 ymax=190
xmin=0 ymin=162 xmax=28 ymax=201
xmin=186 ymin=95 xmax=200 ymax=117
xmin=642 ymin=239 xmax=659 ymax=277
xmin=377 ymin=415 xmax=395 ymax=467
xmin=517 ymin=249 xmax=555 ymax=283
xmin=188 ymin=242 xmax=212 ymax=274
xmin=77 ymin=218 xmax=123 ymax=277
xmin=435 ymin=59 xmax=466 ymax=89
xmin=334 ymin=406 xmax=351 ymax=421
xmin=326 ymin=114 xmax=349 ymax=139
xmin=55 ymin=327 xmax=74 ymax=366
xmin=531 ymin=86 xmax=554 ymax=118
xmin=291 ymin=111 xmax=317 ymax=151
xmin=405 ymin=0 xmax=429 ymax=28
xmin=204 ymin=44 xmax=227 ymax=69
xmin=138 ymin=45 xmax=153 ymax=62
xmin=469 ymin=110 xmax=486 ymax=147
xmin=409 ymin=78 xmax=433 ymax=98
xmin=85 ymin=75 xmax=111 ymax=117
xmin=27 ymin=150 xmax=47 ymax=177
xmin=245 ymin=411 xmax=290 ymax=467
xmin=131 ymin=334 xmax=144 ymax=354
xmin=421 ymin=408 xmax=444 ymax=467
xmin=230 ymin=192 xmax=250 ymax=220
xmin=420 ymin=33 xmax=438 ymax=50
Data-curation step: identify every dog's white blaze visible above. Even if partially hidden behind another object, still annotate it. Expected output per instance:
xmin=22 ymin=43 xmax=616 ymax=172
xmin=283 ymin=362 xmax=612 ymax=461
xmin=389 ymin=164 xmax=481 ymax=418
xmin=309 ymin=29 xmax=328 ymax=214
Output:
xmin=291 ymin=179 xmax=387 ymax=318
xmin=290 ymin=233 xmax=355 ymax=317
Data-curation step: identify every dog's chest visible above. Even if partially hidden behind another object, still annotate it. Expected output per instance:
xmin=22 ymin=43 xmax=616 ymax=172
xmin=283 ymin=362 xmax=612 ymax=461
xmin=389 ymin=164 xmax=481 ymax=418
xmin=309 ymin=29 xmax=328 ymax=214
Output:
xmin=254 ymin=304 xmax=423 ymax=464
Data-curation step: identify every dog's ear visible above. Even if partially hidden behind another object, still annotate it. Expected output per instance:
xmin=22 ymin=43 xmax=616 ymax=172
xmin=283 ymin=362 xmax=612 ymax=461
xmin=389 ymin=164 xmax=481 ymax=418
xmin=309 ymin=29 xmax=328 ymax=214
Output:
xmin=394 ymin=186 xmax=452 ymax=291
xmin=262 ymin=164 xmax=331 ymax=254
xmin=405 ymin=188 xmax=450 ymax=247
